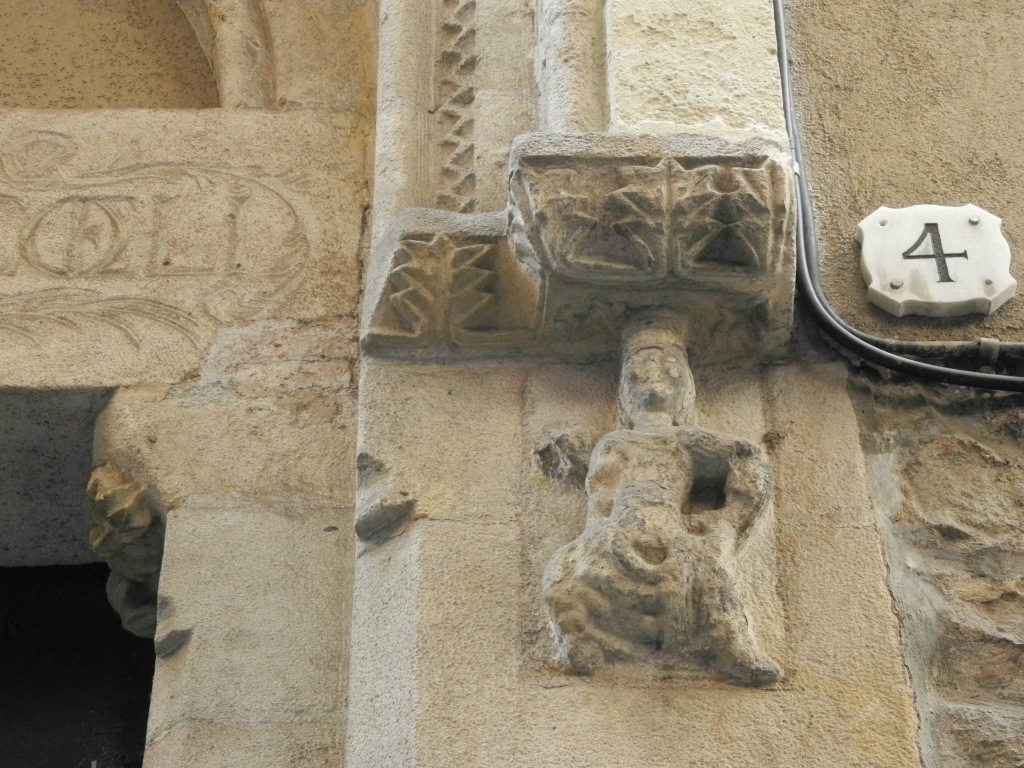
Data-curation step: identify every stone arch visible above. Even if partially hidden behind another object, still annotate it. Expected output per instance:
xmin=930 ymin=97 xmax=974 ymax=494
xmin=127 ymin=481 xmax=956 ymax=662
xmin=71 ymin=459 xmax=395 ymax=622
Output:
xmin=176 ymin=0 xmax=275 ymax=108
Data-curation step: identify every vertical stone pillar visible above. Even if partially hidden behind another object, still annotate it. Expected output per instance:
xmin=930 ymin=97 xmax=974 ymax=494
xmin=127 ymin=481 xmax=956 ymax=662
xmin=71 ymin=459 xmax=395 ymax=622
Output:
xmin=536 ymin=0 xmax=607 ymax=131
xmin=373 ymin=0 xmax=435 ymax=233
xmin=605 ymin=0 xmax=786 ymax=137
xmin=348 ymin=0 xmax=923 ymax=765
xmin=93 ymin=314 xmax=360 ymax=767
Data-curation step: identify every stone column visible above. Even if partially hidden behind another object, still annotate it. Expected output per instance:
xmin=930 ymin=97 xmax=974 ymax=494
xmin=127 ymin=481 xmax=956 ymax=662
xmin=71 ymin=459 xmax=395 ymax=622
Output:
xmin=536 ymin=0 xmax=607 ymax=132
xmin=605 ymin=0 xmax=786 ymax=138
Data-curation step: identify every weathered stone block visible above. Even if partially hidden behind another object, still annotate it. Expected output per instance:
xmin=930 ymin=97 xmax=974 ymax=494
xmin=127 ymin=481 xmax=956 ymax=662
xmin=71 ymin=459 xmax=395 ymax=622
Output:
xmin=606 ymin=0 xmax=786 ymax=136
xmin=145 ymin=720 xmax=340 ymax=768
xmin=147 ymin=497 xmax=350 ymax=738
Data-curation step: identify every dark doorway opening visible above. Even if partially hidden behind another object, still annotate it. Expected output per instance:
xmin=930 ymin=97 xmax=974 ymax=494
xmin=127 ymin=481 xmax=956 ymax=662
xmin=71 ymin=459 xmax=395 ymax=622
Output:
xmin=0 ymin=563 xmax=153 ymax=768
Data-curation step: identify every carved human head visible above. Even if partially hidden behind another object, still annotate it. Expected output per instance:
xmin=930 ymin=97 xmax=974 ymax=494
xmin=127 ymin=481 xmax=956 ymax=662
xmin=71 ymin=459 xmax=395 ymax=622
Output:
xmin=87 ymin=464 xmax=162 ymax=581
xmin=618 ymin=311 xmax=695 ymax=429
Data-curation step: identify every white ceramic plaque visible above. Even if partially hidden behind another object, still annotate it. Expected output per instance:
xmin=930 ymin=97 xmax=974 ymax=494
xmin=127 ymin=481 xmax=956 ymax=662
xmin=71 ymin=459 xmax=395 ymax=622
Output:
xmin=856 ymin=204 xmax=1016 ymax=317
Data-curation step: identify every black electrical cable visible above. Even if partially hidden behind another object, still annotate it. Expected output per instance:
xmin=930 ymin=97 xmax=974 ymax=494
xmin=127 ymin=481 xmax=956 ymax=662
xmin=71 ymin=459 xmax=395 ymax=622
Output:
xmin=772 ymin=0 xmax=1024 ymax=392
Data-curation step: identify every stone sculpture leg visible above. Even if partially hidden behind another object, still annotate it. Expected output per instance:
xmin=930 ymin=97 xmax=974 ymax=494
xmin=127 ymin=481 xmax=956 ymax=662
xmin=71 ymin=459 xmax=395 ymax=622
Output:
xmin=681 ymin=524 xmax=781 ymax=685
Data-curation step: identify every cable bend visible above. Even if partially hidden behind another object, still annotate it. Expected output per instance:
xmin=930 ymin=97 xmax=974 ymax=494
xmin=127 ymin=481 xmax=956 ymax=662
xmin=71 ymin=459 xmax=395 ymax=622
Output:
xmin=773 ymin=0 xmax=1024 ymax=392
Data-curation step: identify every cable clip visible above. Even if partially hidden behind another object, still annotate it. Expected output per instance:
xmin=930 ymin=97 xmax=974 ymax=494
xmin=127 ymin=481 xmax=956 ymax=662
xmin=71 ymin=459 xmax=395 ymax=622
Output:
xmin=979 ymin=337 xmax=1001 ymax=366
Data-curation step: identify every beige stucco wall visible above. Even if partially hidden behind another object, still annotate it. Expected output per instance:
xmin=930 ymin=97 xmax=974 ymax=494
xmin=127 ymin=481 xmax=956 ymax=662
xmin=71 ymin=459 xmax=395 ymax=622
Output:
xmin=789 ymin=4 xmax=1024 ymax=765
xmin=787 ymin=0 xmax=1024 ymax=342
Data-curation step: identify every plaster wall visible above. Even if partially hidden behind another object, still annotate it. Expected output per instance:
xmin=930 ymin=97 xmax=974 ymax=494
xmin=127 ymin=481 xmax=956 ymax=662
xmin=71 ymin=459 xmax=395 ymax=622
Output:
xmin=787 ymin=0 xmax=1024 ymax=342
xmin=0 ymin=0 xmax=218 ymax=109
xmin=788 ymin=2 xmax=1024 ymax=765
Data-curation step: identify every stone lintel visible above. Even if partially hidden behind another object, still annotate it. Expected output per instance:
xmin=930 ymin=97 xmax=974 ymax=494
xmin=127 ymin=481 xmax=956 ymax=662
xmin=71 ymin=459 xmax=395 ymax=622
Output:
xmin=0 ymin=109 xmax=364 ymax=388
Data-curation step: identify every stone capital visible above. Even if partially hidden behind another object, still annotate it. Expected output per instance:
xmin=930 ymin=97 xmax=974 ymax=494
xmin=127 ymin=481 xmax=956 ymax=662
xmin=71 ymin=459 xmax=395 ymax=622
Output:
xmin=363 ymin=131 xmax=796 ymax=363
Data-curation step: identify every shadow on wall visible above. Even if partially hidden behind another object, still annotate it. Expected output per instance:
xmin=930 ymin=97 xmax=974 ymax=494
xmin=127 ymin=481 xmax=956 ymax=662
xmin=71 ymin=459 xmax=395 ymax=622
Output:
xmin=0 ymin=388 xmax=112 ymax=568
xmin=0 ymin=563 xmax=154 ymax=768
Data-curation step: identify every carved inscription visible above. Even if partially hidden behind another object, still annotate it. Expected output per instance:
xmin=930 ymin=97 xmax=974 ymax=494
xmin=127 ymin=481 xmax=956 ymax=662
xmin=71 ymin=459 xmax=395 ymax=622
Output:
xmin=902 ymin=223 xmax=967 ymax=283
xmin=24 ymin=197 xmax=131 ymax=276
xmin=0 ymin=132 xmax=313 ymax=348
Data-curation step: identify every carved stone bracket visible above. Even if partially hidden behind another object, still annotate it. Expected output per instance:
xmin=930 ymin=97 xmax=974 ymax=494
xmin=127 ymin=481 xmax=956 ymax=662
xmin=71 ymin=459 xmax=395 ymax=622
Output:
xmin=363 ymin=210 xmax=542 ymax=355
xmin=87 ymin=464 xmax=165 ymax=638
xmin=362 ymin=132 xmax=796 ymax=362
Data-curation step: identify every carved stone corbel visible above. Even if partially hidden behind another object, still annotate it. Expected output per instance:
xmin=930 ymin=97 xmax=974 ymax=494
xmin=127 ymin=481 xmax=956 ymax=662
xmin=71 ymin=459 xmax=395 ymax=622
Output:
xmin=87 ymin=464 xmax=164 ymax=638
xmin=542 ymin=310 xmax=782 ymax=684
xmin=362 ymin=132 xmax=796 ymax=363
xmin=362 ymin=210 xmax=542 ymax=356
xmin=360 ymin=130 xmax=794 ymax=681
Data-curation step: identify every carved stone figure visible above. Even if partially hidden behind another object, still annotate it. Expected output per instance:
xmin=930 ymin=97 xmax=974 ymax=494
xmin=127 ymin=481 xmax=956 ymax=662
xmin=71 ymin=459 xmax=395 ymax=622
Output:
xmin=87 ymin=464 xmax=164 ymax=638
xmin=543 ymin=312 xmax=782 ymax=684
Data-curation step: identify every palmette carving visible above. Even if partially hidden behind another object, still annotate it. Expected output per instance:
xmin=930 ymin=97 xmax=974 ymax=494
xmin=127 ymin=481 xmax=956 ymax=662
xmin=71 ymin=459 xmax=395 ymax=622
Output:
xmin=388 ymin=235 xmax=502 ymax=343
xmin=362 ymin=132 xmax=796 ymax=363
xmin=511 ymin=144 xmax=791 ymax=287
xmin=363 ymin=209 xmax=541 ymax=354
xmin=87 ymin=465 xmax=164 ymax=638
xmin=542 ymin=312 xmax=782 ymax=683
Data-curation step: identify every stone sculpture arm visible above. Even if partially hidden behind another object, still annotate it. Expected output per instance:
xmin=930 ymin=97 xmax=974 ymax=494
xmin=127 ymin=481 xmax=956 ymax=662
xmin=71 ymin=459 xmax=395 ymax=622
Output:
xmin=583 ymin=436 xmax=622 ymax=521
xmin=682 ymin=429 xmax=772 ymax=547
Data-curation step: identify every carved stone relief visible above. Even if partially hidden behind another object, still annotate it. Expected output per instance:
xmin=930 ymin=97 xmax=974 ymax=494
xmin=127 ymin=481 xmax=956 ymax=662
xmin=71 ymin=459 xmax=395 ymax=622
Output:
xmin=363 ymin=132 xmax=796 ymax=363
xmin=542 ymin=312 xmax=782 ymax=683
xmin=435 ymin=0 xmax=479 ymax=213
xmin=0 ymin=112 xmax=360 ymax=388
xmin=87 ymin=464 xmax=164 ymax=638
xmin=360 ymin=130 xmax=793 ymax=682
xmin=362 ymin=209 xmax=542 ymax=355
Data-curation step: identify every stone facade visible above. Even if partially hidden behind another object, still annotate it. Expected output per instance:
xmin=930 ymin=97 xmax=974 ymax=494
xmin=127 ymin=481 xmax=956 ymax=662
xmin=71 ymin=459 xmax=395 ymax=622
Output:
xmin=0 ymin=1 xmax=1019 ymax=767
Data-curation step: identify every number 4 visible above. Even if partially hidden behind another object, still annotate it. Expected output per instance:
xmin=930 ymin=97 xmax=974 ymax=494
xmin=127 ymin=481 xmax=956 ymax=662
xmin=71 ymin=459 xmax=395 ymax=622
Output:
xmin=902 ymin=222 xmax=968 ymax=283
